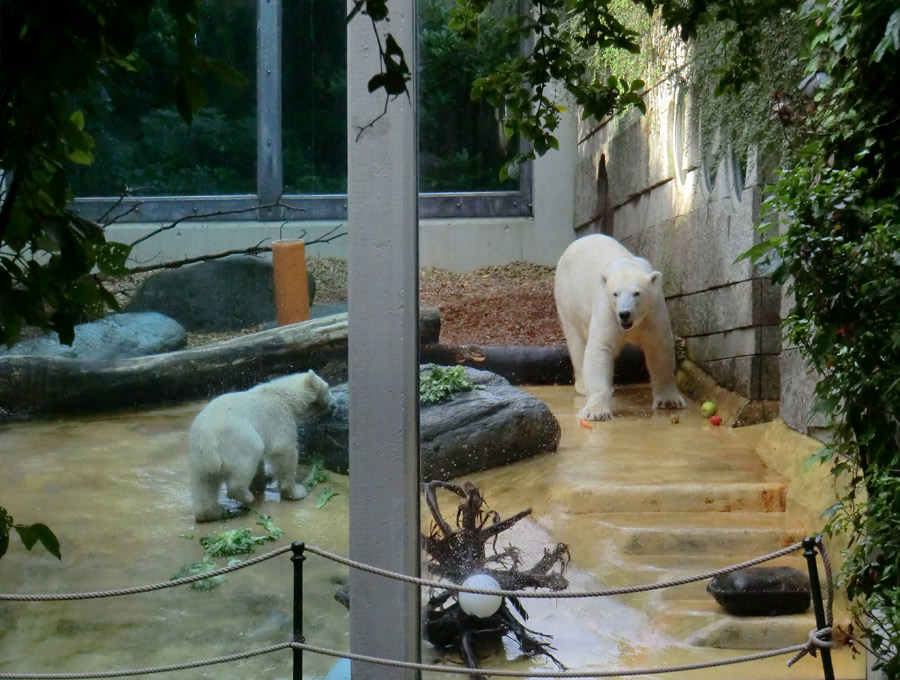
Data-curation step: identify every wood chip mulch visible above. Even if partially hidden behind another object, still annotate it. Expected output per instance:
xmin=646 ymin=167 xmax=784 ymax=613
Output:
xmin=419 ymin=263 xmax=566 ymax=346
xmin=308 ymin=257 xmax=565 ymax=347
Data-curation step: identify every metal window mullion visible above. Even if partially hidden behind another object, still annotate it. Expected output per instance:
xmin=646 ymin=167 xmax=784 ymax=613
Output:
xmin=257 ymin=0 xmax=283 ymax=219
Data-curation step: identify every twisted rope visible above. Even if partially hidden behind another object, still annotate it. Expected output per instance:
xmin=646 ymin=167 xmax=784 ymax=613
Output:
xmin=291 ymin=640 xmax=814 ymax=677
xmin=0 ymin=545 xmax=292 ymax=601
xmin=303 ymin=540 xmax=805 ymax=598
xmin=0 ymin=539 xmax=840 ymax=679
xmin=1 ymin=541 xmax=805 ymax=603
xmin=0 ymin=643 xmax=291 ymax=679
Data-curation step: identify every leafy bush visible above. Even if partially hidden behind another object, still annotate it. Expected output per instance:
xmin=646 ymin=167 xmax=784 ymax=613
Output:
xmin=741 ymin=1 xmax=900 ymax=671
xmin=0 ymin=506 xmax=61 ymax=561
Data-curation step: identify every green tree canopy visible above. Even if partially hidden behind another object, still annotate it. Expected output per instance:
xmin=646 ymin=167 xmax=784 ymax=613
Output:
xmin=0 ymin=0 xmax=237 ymax=347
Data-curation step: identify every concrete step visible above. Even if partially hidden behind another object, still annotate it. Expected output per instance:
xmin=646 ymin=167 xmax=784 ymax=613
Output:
xmin=553 ymin=481 xmax=788 ymax=514
xmin=607 ymin=553 xmax=812 ymax=601
xmin=572 ymin=511 xmax=806 ymax=557
xmin=653 ymin=599 xmax=821 ymax=650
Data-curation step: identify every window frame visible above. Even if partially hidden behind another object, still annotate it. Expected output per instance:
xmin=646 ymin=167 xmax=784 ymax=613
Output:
xmin=71 ymin=0 xmax=532 ymax=224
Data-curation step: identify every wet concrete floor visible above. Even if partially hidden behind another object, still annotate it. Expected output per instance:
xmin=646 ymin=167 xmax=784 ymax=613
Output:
xmin=0 ymin=385 xmax=864 ymax=679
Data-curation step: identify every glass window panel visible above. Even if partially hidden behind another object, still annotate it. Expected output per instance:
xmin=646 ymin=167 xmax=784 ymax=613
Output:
xmin=282 ymin=0 xmax=348 ymax=195
xmin=0 ymin=250 xmax=351 ymax=680
xmin=418 ymin=0 xmax=521 ymax=192
xmin=69 ymin=1 xmax=257 ymax=197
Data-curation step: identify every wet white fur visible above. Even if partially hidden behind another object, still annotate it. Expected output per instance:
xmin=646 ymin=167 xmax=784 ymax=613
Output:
xmin=554 ymin=234 xmax=685 ymax=421
xmin=188 ymin=370 xmax=335 ymax=522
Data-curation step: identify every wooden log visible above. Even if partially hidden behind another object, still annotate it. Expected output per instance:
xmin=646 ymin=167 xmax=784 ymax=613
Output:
xmin=0 ymin=306 xmax=442 ymax=419
xmin=0 ymin=314 xmax=351 ymax=418
xmin=419 ymin=342 xmax=649 ymax=386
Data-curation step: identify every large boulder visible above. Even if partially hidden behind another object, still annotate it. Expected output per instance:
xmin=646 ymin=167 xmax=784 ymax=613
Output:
xmin=706 ymin=566 xmax=811 ymax=616
xmin=0 ymin=313 xmax=186 ymax=360
xmin=300 ymin=365 xmax=561 ymax=479
xmin=125 ymin=256 xmax=315 ymax=332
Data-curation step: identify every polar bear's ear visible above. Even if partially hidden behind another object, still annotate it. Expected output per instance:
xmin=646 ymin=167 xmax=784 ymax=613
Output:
xmin=649 ymin=271 xmax=662 ymax=285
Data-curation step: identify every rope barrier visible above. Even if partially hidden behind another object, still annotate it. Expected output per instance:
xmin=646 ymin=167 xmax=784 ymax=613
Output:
xmin=0 ymin=537 xmax=840 ymax=679
xmin=0 ymin=541 xmax=805 ymax=602
xmin=0 ymin=634 xmax=836 ymax=680
xmin=0 ymin=643 xmax=291 ymax=679
xmin=290 ymin=640 xmax=823 ymax=677
xmin=0 ymin=545 xmax=292 ymax=601
xmin=303 ymin=540 xmax=806 ymax=598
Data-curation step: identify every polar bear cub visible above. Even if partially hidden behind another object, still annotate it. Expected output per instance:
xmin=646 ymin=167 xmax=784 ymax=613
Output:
xmin=554 ymin=234 xmax=685 ymax=421
xmin=188 ymin=370 xmax=335 ymax=522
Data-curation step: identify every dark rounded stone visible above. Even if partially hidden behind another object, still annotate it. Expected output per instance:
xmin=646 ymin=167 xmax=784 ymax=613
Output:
xmin=125 ymin=256 xmax=316 ymax=332
xmin=299 ymin=365 xmax=561 ymax=478
xmin=707 ymin=566 xmax=811 ymax=616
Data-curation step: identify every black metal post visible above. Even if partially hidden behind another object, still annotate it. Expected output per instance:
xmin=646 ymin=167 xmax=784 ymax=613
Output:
xmin=292 ymin=541 xmax=306 ymax=680
xmin=802 ymin=536 xmax=836 ymax=680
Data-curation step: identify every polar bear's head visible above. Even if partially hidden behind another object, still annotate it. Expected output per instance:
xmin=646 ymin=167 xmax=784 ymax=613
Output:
xmin=270 ymin=370 xmax=337 ymax=418
xmin=601 ymin=261 xmax=661 ymax=332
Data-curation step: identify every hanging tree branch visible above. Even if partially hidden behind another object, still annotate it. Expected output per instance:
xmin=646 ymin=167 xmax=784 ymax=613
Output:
xmin=124 ymin=224 xmax=346 ymax=275
xmin=127 ymin=199 xmax=310 ymax=248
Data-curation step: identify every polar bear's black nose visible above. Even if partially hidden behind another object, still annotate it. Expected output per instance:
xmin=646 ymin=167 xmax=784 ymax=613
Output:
xmin=618 ymin=310 xmax=632 ymax=322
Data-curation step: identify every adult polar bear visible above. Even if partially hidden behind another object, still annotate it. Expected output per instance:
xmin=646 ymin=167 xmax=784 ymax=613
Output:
xmin=554 ymin=234 xmax=685 ymax=421
xmin=188 ymin=370 xmax=335 ymax=522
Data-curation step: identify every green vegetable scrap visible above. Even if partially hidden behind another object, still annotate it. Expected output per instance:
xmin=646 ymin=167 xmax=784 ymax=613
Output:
xmin=316 ymin=487 xmax=339 ymax=509
xmin=256 ymin=514 xmax=285 ymax=539
xmin=199 ymin=527 xmax=268 ymax=557
xmin=301 ymin=459 xmax=330 ymax=490
xmin=170 ymin=557 xmax=226 ymax=591
xmin=419 ymin=365 xmax=485 ymax=404
xmin=199 ymin=515 xmax=285 ymax=558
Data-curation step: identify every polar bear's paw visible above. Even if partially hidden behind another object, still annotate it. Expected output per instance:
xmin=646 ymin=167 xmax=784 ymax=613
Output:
xmin=280 ymin=483 xmax=308 ymax=501
xmin=652 ymin=391 xmax=686 ymax=410
xmin=578 ymin=402 xmax=614 ymax=421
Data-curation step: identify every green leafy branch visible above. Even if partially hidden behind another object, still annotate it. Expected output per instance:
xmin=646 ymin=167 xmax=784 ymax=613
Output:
xmin=348 ymin=0 xmax=412 ymax=141
xmin=0 ymin=1 xmax=246 ymax=349
xmin=738 ymin=0 xmax=900 ymax=670
xmin=0 ymin=506 xmax=61 ymax=561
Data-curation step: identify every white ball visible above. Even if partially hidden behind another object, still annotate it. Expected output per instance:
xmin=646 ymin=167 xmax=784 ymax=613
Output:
xmin=458 ymin=573 xmax=503 ymax=618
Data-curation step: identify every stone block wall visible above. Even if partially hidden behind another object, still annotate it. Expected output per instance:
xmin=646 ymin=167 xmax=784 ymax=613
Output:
xmin=574 ymin=83 xmax=782 ymax=404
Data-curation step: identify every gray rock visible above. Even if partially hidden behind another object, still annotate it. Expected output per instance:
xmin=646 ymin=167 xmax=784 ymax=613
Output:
xmin=300 ymin=365 xmax=561 ymax=479
xmin=0 ymin=313 xmax=186 ymax=360
xmin=707 ymin=566 xmax=811 ymax=616
xmin=125 ymin=256 xmax=316 ymax=332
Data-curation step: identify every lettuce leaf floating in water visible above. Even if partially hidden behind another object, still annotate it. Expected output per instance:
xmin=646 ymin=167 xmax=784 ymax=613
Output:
xmin=200 ymin=516 xmax=286 ymax=557
xmin=317 ymin=487 xmax=339 ymax=509
xmin=256 ymin=514 xmax=285 ymax=539
xmin=200 ymin=527 xmax=270 ymax=557
xmin=171 ymin=557 xmax=226 ymax=591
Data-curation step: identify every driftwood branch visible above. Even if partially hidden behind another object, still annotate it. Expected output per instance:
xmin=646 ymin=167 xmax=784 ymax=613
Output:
xmin=128 ymin=199 xmax=311 ymax=248
xmin=422 ymin=481 xmax=569 ymax=677
xmin=124 ymin=225 xmax=346 ymax=275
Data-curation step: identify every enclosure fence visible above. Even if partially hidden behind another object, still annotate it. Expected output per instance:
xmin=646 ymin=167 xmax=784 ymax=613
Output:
xmin=0 ymin=536 xmax=837 ymax=680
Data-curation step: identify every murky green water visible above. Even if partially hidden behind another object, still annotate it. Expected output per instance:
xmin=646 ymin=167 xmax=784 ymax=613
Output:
xmin=0 ymin=388 xmax=863 ymax=679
